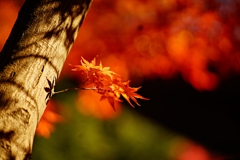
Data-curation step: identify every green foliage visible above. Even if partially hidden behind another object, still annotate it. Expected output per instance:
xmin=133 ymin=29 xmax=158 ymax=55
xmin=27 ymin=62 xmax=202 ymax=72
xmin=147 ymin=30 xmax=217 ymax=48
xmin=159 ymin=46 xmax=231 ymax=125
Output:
xmin=32 ymin=91 xmax=184 ymax=160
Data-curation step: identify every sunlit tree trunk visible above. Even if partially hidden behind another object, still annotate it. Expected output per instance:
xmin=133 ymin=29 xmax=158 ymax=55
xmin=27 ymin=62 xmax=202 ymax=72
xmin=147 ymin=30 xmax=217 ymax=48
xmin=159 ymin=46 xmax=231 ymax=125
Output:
xmin=0 ymin=0 xmax=92 ymax=159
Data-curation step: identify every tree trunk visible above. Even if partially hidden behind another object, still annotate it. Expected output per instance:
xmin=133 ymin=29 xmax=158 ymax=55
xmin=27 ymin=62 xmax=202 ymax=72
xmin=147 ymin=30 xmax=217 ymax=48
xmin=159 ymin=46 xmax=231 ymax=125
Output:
xmin=0 ymin=0 xmax=92 ymax=159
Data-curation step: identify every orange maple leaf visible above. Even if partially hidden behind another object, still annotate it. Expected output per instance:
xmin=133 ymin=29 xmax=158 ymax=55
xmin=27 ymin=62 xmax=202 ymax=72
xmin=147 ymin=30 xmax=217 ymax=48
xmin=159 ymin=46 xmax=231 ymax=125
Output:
xmin=98 ymin=86 xmax=123 ymax=111
xmin=69 ymin=57 xmax=98 ymax=72
xmin=70 ymin=57 xmax=117 ymax=86
xmin=98 ymin=61 xmax=118 ymax=79
xmin=120 ymin=81 xmax=149 ymax=108
xmin=70 ymin=57 xmax=149 ymax=109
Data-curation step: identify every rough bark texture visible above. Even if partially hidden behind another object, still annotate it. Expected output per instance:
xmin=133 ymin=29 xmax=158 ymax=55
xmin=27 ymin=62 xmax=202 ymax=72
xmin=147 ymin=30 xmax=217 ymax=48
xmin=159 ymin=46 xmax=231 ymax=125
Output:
xmin=0 ymin=0 xmax=92 ymax=159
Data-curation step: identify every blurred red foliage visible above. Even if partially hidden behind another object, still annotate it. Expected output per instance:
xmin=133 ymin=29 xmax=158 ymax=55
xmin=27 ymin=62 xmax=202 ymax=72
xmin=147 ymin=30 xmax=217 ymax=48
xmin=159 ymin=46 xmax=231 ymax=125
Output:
xmin=1 ymin=0 xmax=240 ymax=137
xmin=76 ymin=90 xmax=122 ymax=119
xmin=177 ymin=144 xmax=210 ymax=160
xmin=36 ymin=100 xmax=62 ymax=138
xmin=64 ymin=0 xmax=240 ymax=91
xmin=2 ymin=1 xmax=240 ymax=90
xmin=0 ymin=1 xmax=19 ymax=49
xmin=171 ymin=141 xmax=224 ymax=160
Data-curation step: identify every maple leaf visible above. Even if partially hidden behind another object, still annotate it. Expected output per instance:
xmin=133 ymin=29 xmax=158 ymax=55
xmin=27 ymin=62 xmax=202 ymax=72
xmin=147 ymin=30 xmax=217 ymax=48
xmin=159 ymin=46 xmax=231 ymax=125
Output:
xmin=69 ymin=57 xmax=98 ymax=72
xmin=81 ymin=56 xmax=97 ymax=70
xmin=99 ymin=88 xmax=122 ymax=111
xmin=70 ymin=57 xmax=149 ymax=109
xmin=69 ymin=64 xmax=86 ymax=72
xmin=120 ymin=81 xmax=149 ymax=108
xmin=70 ymin=57 xmax=117 ymax=78
xmin=72 ymin=58 xmax=117 ymax=96
xmin=97 ymin=61 xmax=117 ymax=80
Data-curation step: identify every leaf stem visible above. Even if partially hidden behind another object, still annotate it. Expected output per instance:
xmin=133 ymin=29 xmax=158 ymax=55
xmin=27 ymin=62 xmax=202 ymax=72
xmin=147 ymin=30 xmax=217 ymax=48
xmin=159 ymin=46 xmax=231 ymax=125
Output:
xmin=53 ymin=87 xmax=99 ymax=95
xmin=53 ymin=88 xmax=80 ymax=95
xmin=80 ymin=87 xmax=97 ymax=90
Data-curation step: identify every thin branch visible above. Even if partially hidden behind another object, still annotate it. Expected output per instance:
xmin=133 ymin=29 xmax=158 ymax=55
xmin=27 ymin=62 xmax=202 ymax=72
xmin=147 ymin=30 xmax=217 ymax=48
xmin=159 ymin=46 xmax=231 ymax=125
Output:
xmin=53 ymin=87 xmax=80 ymax=94
xmin=80 ymin=87 xmax=97 ymax=90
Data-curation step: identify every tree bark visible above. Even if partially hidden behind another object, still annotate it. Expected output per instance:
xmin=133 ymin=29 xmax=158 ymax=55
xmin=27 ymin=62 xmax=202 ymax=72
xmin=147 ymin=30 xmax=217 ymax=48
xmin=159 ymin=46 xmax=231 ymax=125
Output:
xmin=0 ymin=0 xmax=92 ymax=159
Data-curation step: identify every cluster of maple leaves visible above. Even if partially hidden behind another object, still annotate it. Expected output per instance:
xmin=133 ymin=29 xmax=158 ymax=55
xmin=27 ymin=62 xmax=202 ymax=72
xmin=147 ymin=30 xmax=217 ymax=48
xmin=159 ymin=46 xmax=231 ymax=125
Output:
xmin=69 ymin=57 xmax=148 ymax=110
xmin=40 ymin=57 xmax=148 ymax=137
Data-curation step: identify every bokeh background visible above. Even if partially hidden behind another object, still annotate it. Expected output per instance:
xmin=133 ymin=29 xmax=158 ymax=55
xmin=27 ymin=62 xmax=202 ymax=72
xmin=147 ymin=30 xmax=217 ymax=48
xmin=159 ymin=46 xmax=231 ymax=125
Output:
xmin=1 ymin=0 xmax=240 ymax=159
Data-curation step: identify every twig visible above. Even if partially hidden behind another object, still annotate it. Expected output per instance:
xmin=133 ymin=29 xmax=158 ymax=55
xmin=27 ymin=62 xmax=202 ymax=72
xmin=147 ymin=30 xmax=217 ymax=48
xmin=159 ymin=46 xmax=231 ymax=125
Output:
xmin=53 ymin=88 xmax=80 ymax=95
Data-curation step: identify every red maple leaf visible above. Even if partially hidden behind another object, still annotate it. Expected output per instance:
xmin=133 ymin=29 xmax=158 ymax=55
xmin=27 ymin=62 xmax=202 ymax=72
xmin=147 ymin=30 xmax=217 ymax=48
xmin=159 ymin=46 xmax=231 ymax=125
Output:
xmin=70 ymin=57 xmax=149 ymax=110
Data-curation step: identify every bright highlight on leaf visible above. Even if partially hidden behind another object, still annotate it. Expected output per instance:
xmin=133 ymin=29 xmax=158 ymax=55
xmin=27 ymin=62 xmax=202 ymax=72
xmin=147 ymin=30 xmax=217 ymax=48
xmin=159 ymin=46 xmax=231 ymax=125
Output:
xmin=70 ymin=57 xmax=149 ymax=110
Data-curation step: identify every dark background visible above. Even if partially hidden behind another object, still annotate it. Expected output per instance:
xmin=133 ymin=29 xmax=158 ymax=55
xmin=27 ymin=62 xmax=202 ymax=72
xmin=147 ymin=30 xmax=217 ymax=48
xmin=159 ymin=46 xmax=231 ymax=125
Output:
xmin=136 ymin=75 xmax=240 ymax=159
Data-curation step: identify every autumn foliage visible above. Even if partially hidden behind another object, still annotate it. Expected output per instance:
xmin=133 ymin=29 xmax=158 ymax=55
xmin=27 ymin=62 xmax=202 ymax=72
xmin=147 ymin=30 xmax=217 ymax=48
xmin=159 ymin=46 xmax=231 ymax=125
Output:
xmin=70 ymin=57 xmax=149 ymax=110
xmin=62 ymin=0 xmax=240 ymax=92
xmin=1 ymin=0 xmax=240 ymax=143
xmin=36 ymin=100 xmax=62 ymax=138
xmin=38 ymin=57 xmax=148 ymax=137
